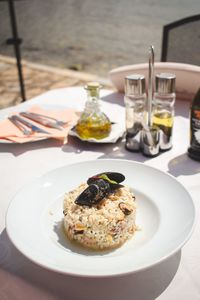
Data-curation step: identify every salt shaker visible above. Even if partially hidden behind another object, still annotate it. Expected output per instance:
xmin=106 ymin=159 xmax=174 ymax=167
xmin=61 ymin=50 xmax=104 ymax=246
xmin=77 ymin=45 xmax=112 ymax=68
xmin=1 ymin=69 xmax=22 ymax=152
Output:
xmin=153 ymin=73 xmax=176 ymax=150
xmin=124 ymin=74 xmax=146 ymax=151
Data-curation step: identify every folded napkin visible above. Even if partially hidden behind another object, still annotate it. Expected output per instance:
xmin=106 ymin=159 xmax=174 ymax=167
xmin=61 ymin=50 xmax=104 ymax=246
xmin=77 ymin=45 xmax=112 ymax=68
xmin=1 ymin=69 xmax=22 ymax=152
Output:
xmin=0 ymin=105 xmax=79 ymax=143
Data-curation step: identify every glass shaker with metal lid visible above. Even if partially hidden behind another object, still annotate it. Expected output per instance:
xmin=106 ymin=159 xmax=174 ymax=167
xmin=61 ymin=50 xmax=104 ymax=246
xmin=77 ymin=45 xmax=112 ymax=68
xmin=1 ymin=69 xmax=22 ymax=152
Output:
xmin=124 ymin=74 xmax=146 ymax=151
xmin=75 ymin=82 xmax=111 ymax=139
xmin=153 ymin=73 xmax=176 ymax=150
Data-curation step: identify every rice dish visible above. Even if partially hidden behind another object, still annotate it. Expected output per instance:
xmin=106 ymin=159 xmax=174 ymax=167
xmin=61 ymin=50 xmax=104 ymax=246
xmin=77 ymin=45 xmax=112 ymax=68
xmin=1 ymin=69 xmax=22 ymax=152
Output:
xmin=63 ymin=182 xmax=137 ymax=250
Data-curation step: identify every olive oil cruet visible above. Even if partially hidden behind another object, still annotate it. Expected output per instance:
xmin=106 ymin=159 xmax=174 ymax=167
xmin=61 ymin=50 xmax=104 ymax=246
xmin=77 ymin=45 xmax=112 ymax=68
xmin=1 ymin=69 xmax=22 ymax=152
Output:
xmin=75 ymin=82 xmax=111 ymax=139
xmin=152 ymin=73 xmax=176 ymax=150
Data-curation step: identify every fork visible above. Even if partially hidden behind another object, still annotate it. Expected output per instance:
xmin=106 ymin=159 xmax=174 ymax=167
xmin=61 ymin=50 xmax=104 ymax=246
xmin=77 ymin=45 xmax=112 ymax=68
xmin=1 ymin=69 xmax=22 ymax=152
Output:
xmin=12 ymin=115 xmax=50 ymax=134
xmin=8 ymin=116 xmax=32 ymax=136
xmin=20 ymin=111 xmax=68 ymax=128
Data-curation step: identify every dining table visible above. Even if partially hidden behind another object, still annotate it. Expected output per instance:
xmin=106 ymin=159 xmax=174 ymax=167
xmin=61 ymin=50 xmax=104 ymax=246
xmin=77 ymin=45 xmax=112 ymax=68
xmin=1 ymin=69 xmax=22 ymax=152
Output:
xmin=0 ymin=86 xmax=200 ymax=300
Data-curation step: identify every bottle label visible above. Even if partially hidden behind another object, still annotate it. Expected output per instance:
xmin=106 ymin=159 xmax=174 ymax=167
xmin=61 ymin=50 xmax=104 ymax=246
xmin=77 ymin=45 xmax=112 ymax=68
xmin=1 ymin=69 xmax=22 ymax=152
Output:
xmin=191 ymin=107 xmax=200 ymax=150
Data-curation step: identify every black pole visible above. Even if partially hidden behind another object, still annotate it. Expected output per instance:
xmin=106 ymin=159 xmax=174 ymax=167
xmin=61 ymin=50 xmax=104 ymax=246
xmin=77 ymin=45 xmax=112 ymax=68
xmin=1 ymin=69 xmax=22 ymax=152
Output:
xmin=7 ymin=0 xmax=26 ymax=101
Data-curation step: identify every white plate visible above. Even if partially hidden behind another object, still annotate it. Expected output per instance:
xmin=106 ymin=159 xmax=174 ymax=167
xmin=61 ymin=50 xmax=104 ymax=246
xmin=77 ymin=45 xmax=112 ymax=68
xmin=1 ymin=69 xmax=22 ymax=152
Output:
xmin=6 ymin=159 xmax=195 ymax=277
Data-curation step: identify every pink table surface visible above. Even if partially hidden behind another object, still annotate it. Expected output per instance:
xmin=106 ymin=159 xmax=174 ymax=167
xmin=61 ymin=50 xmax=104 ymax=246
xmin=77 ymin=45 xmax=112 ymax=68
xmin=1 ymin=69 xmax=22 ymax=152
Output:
xmin=0 ymin=87 xmax=200 ymax=300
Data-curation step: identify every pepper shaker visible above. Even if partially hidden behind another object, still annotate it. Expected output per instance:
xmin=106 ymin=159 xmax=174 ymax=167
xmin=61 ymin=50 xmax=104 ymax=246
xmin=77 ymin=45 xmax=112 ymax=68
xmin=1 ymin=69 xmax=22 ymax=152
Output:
xmin=153 ymin=73 xmax=176 ymax=150
xmin=124 ymin=74 xmax=146 ymax=151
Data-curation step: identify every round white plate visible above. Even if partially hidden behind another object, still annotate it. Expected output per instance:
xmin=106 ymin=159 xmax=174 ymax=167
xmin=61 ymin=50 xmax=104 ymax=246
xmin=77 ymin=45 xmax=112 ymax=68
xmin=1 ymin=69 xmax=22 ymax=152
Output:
xmin=6 ymin=159 xmax=195 ymax=277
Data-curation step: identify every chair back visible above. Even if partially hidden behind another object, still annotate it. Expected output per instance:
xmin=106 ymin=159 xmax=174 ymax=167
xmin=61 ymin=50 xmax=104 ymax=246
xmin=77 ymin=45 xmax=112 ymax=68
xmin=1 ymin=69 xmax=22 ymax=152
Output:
xmin=161 ymin=14 xmax=200 ymax=66
xmin=109 ymin=62 xmax=200 ymax=102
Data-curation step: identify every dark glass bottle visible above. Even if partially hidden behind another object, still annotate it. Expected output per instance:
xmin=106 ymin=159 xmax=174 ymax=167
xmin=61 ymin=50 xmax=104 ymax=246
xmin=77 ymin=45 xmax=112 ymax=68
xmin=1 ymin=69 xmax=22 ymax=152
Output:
xmin=188 ymin=88 xmax=200 ymax=161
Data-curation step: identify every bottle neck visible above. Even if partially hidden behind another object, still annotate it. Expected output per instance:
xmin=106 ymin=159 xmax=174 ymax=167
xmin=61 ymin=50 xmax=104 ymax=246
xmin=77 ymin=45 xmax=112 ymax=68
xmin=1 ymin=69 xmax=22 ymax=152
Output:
xmin=85 ymin=92 xmax=100 ymax=113
xmin=86 ymin=88 xmax=100 ymax=99
xmin=191 ymin=88 xmax=200 ymax=106
xmin=87 ymin=94 xmax=100 ymax=102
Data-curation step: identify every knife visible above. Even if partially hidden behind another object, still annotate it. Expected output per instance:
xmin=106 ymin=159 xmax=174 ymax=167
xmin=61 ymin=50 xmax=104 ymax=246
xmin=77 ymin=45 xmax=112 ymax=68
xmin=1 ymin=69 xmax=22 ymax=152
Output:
xmin=19 ymin=112 xmax=63 ymax=130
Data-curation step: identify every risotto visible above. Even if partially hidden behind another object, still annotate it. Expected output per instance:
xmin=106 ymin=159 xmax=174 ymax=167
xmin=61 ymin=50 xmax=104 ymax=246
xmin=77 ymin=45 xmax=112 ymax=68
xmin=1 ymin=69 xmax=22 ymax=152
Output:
xmin=63 ymin=181 xmax=137 ymax=250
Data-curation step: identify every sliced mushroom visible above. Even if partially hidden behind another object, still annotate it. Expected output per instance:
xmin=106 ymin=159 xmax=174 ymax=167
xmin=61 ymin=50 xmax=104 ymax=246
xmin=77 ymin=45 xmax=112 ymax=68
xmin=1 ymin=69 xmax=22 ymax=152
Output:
xmin=63 ymin=208 xmax=68 ymax=216
xmin=74 ymin=223 xmax=86 ymax=234
xmin=118 ymin=202 xmax=133 ymax=215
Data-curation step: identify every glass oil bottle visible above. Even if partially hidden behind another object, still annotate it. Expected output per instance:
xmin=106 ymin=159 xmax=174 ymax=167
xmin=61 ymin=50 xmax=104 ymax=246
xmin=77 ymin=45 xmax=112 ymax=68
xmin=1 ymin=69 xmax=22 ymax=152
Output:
xmin=152 ymin=73 xmax=176 ymax=150
xmin=188 ymin=88 xmax=200 ymax=161
xmin=75 ymin=82 xmax=111 ymax=139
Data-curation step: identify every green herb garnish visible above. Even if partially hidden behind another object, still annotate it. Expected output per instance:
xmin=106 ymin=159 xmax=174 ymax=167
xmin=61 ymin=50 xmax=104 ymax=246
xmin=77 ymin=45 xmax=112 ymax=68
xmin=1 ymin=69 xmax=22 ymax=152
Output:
xmin=99 ymin=174 xmax=118 ymax=184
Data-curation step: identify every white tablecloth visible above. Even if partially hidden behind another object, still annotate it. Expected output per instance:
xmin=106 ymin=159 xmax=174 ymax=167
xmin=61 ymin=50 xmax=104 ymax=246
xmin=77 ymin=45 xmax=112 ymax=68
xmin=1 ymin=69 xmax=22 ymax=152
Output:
xmin=0 ymin=87 xmax=200 ymax=300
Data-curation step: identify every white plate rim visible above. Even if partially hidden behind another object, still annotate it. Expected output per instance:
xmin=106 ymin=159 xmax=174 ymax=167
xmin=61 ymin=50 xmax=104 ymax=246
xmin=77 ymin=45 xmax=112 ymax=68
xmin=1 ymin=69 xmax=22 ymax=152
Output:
xmin=6 ymin=159 xmax=196 ymax=277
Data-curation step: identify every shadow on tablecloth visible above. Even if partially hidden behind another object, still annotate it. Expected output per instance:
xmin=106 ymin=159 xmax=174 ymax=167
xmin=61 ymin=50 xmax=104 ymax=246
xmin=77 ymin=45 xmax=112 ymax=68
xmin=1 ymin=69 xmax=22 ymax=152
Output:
xmin=168 ymin=153 xmax=200 ymax=177
xmin=0 ymin=228 xmax=181 ymax=300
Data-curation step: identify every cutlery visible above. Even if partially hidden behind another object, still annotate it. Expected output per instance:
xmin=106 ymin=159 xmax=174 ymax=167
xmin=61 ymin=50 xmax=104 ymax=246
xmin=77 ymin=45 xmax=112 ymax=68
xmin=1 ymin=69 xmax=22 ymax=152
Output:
xmin=25 ymin=111 xmax=68 ymax=126
xmin=12 ymin=115 xmax=50 ymax=134
xmin=19 ymin=111 xmax=67 ymax=130
xmin=8 ymin=116 xmax=32 ymax=136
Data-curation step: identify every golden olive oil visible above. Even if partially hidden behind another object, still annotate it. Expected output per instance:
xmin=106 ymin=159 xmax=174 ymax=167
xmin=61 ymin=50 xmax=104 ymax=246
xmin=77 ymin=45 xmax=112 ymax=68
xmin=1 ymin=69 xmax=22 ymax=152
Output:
xmin=76 ymin=115 xmax=111 ymax=139
xmin=153 ymin=111 xmax=173 ymax=127
xmin=153 ymin=111 xmax=173 ymax=136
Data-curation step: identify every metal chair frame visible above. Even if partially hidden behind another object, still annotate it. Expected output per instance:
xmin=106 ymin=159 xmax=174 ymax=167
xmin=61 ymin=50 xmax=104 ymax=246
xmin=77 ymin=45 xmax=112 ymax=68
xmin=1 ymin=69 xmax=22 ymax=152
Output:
xmin=1 ymin=0 xmax=26 ymax=101
xmin=161 ymin=14 xmax=200 ymax=63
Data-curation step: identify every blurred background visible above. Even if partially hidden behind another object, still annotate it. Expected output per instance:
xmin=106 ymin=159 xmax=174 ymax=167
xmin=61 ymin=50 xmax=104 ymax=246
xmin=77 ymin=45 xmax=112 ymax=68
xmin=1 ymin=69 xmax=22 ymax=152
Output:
xmin=0 ymin=0 xmax=199 ymax=77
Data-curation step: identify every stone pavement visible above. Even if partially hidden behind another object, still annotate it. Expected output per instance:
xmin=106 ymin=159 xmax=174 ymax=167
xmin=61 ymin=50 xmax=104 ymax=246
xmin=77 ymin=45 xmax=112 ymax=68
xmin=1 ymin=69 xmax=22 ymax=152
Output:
xmin=0 ymin=54 xmax=112 ymax=109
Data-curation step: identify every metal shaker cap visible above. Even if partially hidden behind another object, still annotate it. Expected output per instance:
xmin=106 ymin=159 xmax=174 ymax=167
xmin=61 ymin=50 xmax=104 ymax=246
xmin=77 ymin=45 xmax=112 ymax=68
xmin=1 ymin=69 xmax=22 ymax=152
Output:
xmin=125 ymin=74 xmax=145 ymax=96
xmin=155 ymin=73 xmax=176 ymax=94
